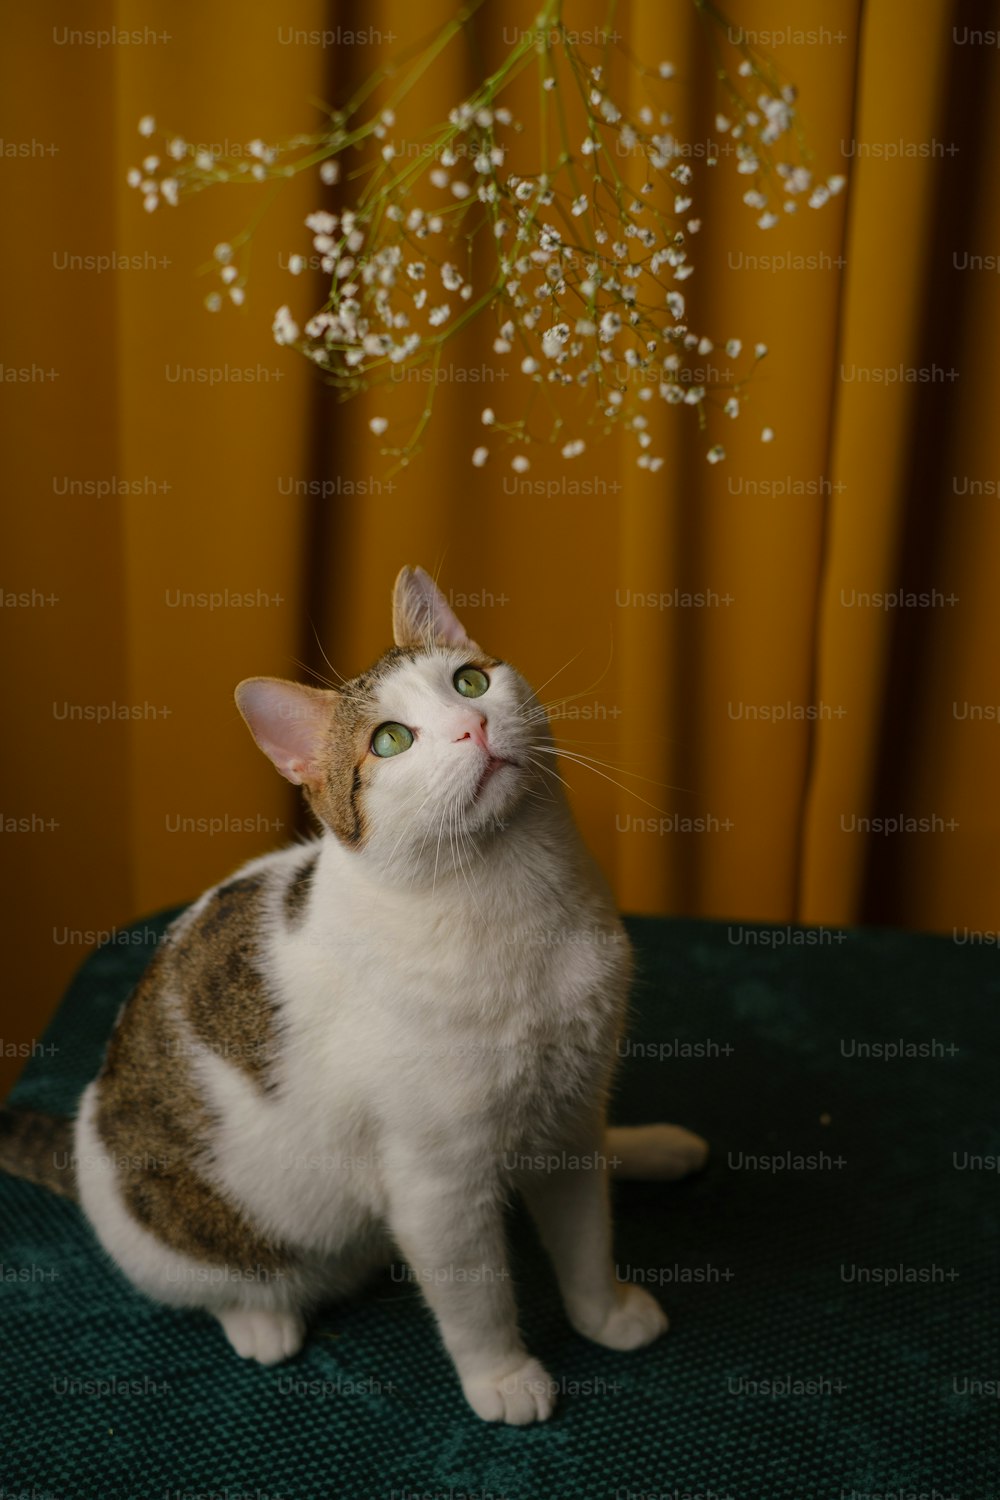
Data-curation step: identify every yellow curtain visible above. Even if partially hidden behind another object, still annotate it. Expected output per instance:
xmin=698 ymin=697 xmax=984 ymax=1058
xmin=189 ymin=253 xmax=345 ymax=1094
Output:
xmin=3 ymin=0 xmax=999 ymax=1098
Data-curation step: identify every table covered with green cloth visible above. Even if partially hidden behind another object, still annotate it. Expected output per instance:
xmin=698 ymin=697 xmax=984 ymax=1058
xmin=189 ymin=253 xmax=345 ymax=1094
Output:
xmin=2 ymin=909 xmax=997 ymax=1500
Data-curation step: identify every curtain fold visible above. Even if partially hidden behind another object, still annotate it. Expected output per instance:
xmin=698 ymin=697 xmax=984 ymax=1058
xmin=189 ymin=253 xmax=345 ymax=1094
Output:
xmin=3 ymin=0 xmax=1000 ymax=1098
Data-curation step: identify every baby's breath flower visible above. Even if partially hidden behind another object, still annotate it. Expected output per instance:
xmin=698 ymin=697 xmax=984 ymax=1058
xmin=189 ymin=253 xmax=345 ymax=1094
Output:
xmin=541 ymin=323 xmax=570 ymax=358
xmin=272 ymin=305 xmax=299 ymax=345
xmin=761 ymin=427 xmax=774 ymax=442
xmin=511 ymin=455 xmax=530 ymax=473
xmin=706 ymin=445 xmax=725 ymax=464
xmin=137 ymin=11 xmax=832 ymax=471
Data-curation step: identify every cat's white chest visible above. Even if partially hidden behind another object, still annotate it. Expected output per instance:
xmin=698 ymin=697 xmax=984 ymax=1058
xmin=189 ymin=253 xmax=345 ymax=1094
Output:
xmin=275 ymin=850 xmax=628 ymax=1147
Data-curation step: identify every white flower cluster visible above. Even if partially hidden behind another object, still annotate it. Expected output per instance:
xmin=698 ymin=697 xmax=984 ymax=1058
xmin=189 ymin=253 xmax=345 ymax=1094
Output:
xmin=713 ymin=61 xmax=847 ymax=227
xmin=274 ymin=82 xmax=790 ymax=470
xmin=127 ymin=117 xmax=283 ymax=217
xmin=127 ymin=15 xmax=839 ymax=470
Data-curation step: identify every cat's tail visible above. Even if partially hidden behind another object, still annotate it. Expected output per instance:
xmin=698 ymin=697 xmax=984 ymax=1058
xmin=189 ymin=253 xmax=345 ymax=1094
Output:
xmin=607 ymin=1123 xmax=709 ymax=1181
xmin=0 ymin=1107 xmax=78 ymax=1201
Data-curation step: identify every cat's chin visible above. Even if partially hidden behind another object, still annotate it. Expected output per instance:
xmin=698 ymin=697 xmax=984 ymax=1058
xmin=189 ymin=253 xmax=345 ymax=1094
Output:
xmin=472 ymin=754 xmax=518 ymax=801
xmin=465 ymin=761 xmax=525 ymax=829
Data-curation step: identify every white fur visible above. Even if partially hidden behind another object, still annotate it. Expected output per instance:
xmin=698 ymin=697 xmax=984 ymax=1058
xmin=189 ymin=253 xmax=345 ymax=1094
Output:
xmin=75 ymin=604 xmax=706 ymax=1424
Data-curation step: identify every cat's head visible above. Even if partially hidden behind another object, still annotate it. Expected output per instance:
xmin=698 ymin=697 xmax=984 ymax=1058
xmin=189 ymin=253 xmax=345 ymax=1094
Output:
xmin=236 ymin=567 xmax=548 ymax=865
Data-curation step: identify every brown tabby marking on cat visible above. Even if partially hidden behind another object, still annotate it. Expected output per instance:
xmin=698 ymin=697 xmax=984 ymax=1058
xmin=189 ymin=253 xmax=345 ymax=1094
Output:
xmin=0 ymin=1109 xmax=76 ymax=1200
xmin=94 ymin=894 xmax=296 ymax=1275
xmin=302 ymin=648 xmax=418 ymax=849
xmin=283 ymin=853 xmax=319 ymax=927
xmin=173 ymin=875 xmax=282 ymax=1088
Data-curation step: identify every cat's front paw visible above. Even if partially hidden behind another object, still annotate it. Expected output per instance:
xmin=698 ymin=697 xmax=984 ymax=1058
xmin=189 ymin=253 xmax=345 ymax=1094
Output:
xmin=216 ymin=1307 xmax=306 ymax=1365
xmin=572 ymin=1284 xmax=669 ymax=1351
xmin=461 ymin=1356 xmax=556 ymax=1425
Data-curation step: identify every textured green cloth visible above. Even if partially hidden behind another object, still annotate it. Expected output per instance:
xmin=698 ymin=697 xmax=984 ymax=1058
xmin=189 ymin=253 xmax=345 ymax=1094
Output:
xmin=2 ymin=910 xmax=997 ymax=1499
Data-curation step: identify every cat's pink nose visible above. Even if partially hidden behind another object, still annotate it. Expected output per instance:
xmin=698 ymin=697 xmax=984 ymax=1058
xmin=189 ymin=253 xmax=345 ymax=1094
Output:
xmin=452 ymin=712 xmax=489 ymax=750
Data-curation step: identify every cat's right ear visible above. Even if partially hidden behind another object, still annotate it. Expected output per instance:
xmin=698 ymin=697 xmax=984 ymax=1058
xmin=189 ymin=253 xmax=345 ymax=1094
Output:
xmin=235 ymin=678 xmax=337 ymax=787
xmin=393 ymin=565 xmax=480 ymax=651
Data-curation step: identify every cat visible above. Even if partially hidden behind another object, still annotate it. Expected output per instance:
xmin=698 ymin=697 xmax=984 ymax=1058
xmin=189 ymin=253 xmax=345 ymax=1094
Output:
xmin=1 ymin=566 xmax=707 ymax=1424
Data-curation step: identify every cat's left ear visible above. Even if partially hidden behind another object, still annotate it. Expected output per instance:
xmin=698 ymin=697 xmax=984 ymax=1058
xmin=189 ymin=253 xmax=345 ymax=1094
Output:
xmin=235 ymin=677 xmax=337 ymax=787
xmin=393 ymin=566 xmax=480 ymax=651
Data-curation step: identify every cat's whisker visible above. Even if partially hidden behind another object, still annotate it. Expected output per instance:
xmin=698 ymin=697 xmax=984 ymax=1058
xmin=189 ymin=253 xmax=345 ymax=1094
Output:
xmin=431 ymin=803 xmax=450 ymax=896
xmin=409 ymin=785 xmax=448 ymax=877
xmin=449 ymin=804 xmax=489 ymax=923
xmin=519 ymin=690 xmax=613 ymax=722
xmin=381 ymin=786 xmax=439 ymax=884
xmin=454 ymin=805 xmax=487 ymax=870
xmin=524 ymin=647 xmax=586 ymax=705
xmin=530 ymin=746 xmax=692 ymax=816
xmin=530 ymin=743 xmax=698 ymax=797
xmin=291 ymin=657 xmax=342 ymax=692
xmin=524 ymin=754 xmax=574 ymax=794
xmin=307 ymin=621 xmax=349 ymax=687
xmin=517 ymin=635 xmax=618 ymax=727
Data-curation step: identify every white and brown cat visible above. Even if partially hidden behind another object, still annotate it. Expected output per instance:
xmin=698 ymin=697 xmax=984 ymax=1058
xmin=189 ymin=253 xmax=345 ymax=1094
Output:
xmin=1 ymin=566 xmax=707 ymax=1424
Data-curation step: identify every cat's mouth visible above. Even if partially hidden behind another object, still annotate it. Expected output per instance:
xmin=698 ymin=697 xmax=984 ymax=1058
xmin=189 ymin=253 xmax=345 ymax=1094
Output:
xmin=473 ymin=754 xmax=518 ymax=801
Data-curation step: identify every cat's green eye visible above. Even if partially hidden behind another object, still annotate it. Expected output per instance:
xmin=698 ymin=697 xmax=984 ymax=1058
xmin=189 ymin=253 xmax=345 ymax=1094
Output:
xmin=454 ymin=666 xmax=489 ymax=699
xmin=372 ymin=722 xmax=414 ymax=758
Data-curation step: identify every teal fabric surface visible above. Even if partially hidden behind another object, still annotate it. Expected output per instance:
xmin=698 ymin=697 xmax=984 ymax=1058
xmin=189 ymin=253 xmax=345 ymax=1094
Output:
xmin=2 ymin=910 xmax=997 ymax=1499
